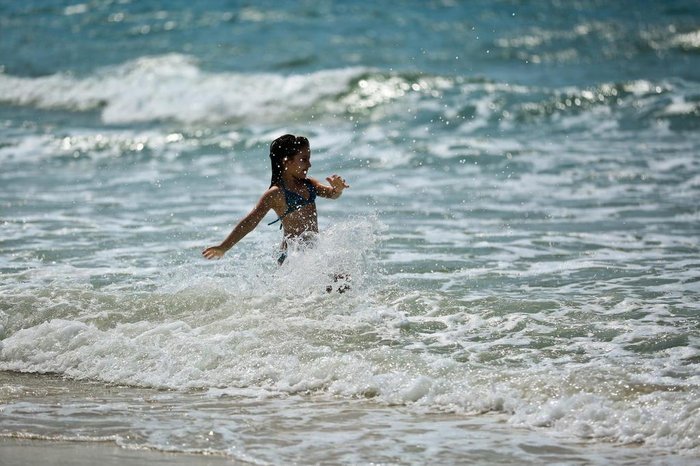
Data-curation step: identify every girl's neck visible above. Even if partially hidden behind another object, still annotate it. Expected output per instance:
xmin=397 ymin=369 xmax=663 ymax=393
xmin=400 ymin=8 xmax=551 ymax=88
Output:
xmin=282 ymin=172 xmax=305 ymax=186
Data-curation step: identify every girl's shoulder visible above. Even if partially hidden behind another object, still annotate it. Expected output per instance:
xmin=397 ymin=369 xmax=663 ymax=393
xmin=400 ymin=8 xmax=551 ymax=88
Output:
xmin=261 ymin=185 xmax=285 ymax=206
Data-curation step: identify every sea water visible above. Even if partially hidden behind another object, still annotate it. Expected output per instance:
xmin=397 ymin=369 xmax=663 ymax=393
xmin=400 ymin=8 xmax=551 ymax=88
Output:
xmin=1 ymin=0 xmax=699 ymax=463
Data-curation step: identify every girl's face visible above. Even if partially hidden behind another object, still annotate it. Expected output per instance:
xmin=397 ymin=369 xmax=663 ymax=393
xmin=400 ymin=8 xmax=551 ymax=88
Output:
xmin=284 ymin=147 xmax=311 ymax=178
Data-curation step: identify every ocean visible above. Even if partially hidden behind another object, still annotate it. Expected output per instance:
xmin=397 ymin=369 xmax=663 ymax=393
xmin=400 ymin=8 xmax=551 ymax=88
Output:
xmin=1 ymin=0 xmax=699 ymax=463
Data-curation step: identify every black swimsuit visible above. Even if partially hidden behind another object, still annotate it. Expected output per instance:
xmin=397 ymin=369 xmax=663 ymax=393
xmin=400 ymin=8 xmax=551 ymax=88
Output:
xmin=268 ymin=179 xmax=317 ymax=229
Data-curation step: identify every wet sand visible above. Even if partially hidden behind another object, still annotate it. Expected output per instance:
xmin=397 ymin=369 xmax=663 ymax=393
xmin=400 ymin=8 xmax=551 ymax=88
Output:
xmin=0 ymin=438 xmax=237 ymax=466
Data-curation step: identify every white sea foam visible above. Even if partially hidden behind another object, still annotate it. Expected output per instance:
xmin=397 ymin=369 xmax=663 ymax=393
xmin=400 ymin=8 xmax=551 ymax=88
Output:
xmin=0 ymin=129 xmax=191 ymax=163
xmin=0 ymin=55 xmax=363 ymax=124
xmin=1 ymin=243 xmax=698 ymax=457
xmin=671 ymin=30 xmax=700 ymax=51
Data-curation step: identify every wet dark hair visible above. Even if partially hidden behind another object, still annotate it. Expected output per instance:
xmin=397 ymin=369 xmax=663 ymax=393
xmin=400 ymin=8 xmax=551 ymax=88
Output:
xmin=269 ymin=134 xmax=309 ymax=188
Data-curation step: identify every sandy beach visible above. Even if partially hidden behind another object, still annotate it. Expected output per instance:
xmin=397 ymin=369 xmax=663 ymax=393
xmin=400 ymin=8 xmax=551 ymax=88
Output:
xmin=2 ymin=430 xmax=698 ymax=466
xmin=0 ymin=438 xmax=236 ymax=466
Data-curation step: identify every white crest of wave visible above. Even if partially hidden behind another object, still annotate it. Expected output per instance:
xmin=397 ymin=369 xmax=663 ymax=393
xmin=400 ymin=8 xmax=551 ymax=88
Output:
xmin=0 ymin=54 xmax=365 ymax=124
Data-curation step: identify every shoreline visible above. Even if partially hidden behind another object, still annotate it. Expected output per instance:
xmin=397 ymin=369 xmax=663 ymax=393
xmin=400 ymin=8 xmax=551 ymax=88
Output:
xmin=1 ymin=427 xmax=697 ymax=466
xmin=0 ymin=438 xmax=239 ymax=466
xmin=1 ymin=371 xmax=697 ymax=464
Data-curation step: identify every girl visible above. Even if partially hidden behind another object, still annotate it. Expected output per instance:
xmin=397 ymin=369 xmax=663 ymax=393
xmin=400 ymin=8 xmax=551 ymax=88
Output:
xmin=202 ymin=134 xmax=349 ymax=265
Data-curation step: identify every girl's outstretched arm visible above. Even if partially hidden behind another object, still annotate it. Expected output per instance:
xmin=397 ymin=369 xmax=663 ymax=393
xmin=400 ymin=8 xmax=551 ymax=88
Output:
xmin=311 ymin=175 xmax=349 ymax=199
xmin=202 ymin=189 xmax=276 ymax=260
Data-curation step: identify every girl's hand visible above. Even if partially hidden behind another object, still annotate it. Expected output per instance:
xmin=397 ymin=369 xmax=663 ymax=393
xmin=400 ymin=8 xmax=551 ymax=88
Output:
xmin=326 ymin=174 xmax=349 ymax=192
xmin=202 ymin=246 xmax=226 ymax=260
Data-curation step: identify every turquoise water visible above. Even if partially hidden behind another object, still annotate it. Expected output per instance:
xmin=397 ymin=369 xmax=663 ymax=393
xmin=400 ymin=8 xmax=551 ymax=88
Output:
xmin=1 ymin=1 xmax=699 ymax=463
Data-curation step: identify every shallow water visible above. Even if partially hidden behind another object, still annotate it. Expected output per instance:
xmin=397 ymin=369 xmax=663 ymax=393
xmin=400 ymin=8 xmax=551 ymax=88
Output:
xmin=1 ymin=0 xmax=699 ymax=463
xmin=0 ymin=372 xmax=693 ymax=465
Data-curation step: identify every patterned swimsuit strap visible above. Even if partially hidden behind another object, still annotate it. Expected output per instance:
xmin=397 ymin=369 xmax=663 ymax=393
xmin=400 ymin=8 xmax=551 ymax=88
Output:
xmin=268 ymin=179 xmax=316 ymax=228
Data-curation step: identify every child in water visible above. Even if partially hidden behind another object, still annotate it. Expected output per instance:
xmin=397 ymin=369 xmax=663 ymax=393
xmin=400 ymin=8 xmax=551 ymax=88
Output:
xmin=202 ymin=134 xmax=349 ymax=269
